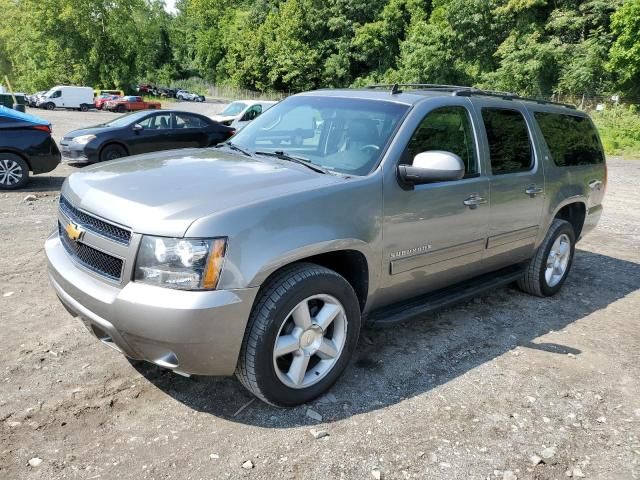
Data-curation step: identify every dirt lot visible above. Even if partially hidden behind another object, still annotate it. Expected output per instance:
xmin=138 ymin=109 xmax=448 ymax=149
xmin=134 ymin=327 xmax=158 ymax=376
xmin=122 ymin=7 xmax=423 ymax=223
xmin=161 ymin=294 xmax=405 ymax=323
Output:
xmin=1 ymin=108 xmax=639 ymax=480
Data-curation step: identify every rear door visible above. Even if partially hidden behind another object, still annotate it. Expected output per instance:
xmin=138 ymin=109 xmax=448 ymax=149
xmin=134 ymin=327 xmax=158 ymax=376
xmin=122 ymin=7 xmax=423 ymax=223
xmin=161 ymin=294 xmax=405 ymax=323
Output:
xmin=474 ymin=101 xmax=545 ymax=269
xmin=168 ymin=113 xmax=210 ymax=148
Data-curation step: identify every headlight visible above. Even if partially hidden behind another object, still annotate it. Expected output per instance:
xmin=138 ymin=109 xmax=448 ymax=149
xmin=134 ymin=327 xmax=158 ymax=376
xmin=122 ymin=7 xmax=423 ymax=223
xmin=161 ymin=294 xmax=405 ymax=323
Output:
xmin=134 ymin=236 xmax=227 ymax=290
xmin=72 ymin=134 xmax=96 ymax=145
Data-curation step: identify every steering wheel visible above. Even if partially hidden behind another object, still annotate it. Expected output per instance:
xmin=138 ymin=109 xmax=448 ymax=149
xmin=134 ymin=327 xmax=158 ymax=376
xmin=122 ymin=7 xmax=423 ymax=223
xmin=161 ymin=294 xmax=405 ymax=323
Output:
xmin=359 ymin=144 xmax=380 ymax=153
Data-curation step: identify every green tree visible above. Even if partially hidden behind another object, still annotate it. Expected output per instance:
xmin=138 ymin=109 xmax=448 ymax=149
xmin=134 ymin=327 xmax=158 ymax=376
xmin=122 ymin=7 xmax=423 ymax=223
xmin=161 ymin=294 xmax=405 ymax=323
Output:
xmin=608 ymin=0 xmax=640 ymax=96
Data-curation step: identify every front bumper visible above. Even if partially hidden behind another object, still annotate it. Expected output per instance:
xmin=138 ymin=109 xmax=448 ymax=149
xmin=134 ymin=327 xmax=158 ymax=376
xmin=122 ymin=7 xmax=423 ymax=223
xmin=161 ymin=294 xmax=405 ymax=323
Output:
xmin=45 ymin=231 xmax=258 ymax=376
xmin=60 ymin=142 xmax=95 ymax=163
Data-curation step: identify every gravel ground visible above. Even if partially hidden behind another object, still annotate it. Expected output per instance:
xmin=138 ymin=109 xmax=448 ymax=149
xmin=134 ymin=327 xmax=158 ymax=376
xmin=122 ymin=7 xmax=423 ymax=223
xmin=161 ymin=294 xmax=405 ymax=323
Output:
xmin=1 ymin=109 xmax=639 ymax=480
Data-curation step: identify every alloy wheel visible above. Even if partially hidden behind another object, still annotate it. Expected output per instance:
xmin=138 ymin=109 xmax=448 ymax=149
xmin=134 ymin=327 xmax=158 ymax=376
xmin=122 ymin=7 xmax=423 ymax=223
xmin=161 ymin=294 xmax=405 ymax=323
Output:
xmin=273 ymin=294 xmax=348 ymax=389
xmin=0 ymin=159 xmax=24 ymax=186
xmin=545 ymin=233 xmax=571 ymax=287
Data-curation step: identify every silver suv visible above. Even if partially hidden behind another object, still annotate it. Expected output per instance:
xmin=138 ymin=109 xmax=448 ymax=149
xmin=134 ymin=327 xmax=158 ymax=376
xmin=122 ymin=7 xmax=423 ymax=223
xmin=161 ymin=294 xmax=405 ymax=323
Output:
xmin=45 ymin=85 xmax=607 ymax=406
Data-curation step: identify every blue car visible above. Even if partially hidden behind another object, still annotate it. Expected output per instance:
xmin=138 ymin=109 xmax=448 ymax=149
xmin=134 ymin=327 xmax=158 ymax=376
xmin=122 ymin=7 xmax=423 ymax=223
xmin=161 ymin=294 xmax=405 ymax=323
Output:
xmin=0 ymin=106 xmax=61 ymax=189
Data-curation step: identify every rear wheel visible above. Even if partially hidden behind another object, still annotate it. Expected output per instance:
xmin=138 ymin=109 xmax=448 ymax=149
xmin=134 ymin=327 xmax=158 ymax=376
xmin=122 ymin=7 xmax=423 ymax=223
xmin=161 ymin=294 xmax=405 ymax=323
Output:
xmin=0 ymin=153 xmax=29 ymax=190
xmin=518 ymin=219 xmax=575 ymax=297
xmin=99 ymin=144 xmax=127 ymax=162
xmin=236 ymin=263 xmax=361 ymax=406
xmin=80 ymin=104 xmax=89 ymax=112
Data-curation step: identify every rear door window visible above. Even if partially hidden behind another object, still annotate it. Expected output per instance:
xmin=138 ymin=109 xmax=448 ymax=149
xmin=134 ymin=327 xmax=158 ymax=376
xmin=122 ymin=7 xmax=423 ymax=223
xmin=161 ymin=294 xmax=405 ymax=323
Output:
xmin=482 ymin=108 xmax=533 ymax=174
xmin=174 ymin=113 xmax=206 ymax=129
xmin=534 ymin=112 xmax=604 ymax=166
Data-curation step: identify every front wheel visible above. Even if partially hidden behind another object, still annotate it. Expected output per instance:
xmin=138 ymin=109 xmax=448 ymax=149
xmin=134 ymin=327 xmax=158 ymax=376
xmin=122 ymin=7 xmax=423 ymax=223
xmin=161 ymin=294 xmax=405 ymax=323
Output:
xmin=236 ymin=263 xmax=361 ymax=406
xmin=518 ymin=219 xmax=576 ymax=297
xmin=99 ymin=144 xmax=127 ymax=162
xmin=45 ymin=102 xmax=55 ymax=111
xmin=116 ymin=105 xmax=126 ymax=113
xmin=80 ymin=104 xmax=89 ymax=112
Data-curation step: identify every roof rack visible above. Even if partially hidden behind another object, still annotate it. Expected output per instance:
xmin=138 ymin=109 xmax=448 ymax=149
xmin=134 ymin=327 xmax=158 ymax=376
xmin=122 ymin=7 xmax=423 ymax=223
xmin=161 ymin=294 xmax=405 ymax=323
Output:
xmin=365 ymin=84 xmax=576 ymax=109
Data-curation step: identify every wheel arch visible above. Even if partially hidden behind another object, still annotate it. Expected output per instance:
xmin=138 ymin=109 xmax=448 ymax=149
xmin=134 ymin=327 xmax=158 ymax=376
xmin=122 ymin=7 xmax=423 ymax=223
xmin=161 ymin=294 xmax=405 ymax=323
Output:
xmin=551 ymin=199 xmax=587 ymax=240
xmin=99 ymin=141 xmax=130 ymax=160
xmin=249 ymin=246 xmax=372 ymax=313
xmin=0 ymin=149 xmax=32 ymax=171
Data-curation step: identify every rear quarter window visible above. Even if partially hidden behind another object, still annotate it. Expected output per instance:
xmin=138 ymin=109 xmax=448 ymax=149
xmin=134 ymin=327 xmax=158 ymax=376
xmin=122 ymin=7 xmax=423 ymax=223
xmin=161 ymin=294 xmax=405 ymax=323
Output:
xmin=534 ymin=112 xmax=604 ymax=166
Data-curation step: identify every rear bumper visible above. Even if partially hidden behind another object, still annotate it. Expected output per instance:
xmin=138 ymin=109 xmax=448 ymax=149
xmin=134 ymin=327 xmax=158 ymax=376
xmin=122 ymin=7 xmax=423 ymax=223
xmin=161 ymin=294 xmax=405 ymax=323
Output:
xmin=581 ymin=204 xmax=603 ymax=239
xmin=45 ymin=231 xmax=258 ymax=376
xmin=30 ymin=138 xmax=61 ymax=174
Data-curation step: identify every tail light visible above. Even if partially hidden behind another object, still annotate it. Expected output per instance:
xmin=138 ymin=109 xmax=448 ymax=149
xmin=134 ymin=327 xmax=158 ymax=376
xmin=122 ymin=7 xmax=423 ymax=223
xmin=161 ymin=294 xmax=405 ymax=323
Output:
xmin=229 ymin=129 xmax=236 ymax=136
xmin=32 ymin=124 xmax=51 ymax=133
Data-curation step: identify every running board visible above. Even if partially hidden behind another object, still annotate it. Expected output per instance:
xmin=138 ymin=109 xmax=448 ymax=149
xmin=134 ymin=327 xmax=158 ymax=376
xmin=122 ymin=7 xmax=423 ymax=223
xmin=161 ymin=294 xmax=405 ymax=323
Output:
xmin=365 ymin=265 xmax=525 ymax=328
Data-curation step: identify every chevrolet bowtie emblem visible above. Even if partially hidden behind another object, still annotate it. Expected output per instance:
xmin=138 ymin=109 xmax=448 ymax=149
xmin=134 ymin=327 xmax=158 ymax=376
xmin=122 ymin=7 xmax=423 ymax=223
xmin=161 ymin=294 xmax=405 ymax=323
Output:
xmin=65 ymin=222 xmax=85 ymax=242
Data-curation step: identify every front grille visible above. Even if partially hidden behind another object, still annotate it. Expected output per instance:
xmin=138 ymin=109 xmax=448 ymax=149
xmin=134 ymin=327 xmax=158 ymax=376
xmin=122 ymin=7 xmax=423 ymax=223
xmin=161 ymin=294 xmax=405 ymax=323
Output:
xmin=58 ymin=222 xmax=124 ymax=281
xmin=59 ymin=196 xmax=131 ymax=245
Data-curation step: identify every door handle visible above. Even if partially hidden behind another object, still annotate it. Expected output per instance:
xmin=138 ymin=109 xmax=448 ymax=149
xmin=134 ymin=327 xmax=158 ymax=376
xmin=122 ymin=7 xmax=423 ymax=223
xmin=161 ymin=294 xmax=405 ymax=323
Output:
xmin=463 ymin=194 xmax=487 ymax=209
xmin=588 ymin=180 xmax=603 ymax=189
xmin=525 ymin=184 xmax=544 ymax=197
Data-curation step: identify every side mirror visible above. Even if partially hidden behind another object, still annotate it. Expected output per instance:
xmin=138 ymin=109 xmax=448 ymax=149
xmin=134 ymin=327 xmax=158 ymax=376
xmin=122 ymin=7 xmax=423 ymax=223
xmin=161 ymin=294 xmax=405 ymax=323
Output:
xmin=397 ymin=151 xmax=465 ymax=185
xmin=132 ymin=123 xmax=143 ymax=132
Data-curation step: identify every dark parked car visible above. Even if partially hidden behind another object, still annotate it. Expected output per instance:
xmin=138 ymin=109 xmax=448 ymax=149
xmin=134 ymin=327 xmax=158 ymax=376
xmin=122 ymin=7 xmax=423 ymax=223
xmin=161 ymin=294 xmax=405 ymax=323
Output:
xmin=0 ymin=105 xmax=61 ymax=189
xmin=60 ymin=110 xmax=236 ymax=163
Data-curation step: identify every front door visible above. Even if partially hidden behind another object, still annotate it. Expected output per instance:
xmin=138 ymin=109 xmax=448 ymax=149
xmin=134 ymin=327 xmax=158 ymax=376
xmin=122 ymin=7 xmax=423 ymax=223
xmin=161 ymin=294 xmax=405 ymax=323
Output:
xmin=474 ymin=103 xmax=545 ymax=269
xmin=379 ymin=102 xmax=490 ymax=307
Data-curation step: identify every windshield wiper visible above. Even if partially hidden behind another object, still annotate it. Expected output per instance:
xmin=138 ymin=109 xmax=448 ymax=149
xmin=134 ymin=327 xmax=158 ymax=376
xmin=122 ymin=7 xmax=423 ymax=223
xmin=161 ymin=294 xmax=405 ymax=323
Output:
xmin=216 ymin=141 xmax=253 ymax=157
xmin=255 ymin=150 xmax=330 ymax=175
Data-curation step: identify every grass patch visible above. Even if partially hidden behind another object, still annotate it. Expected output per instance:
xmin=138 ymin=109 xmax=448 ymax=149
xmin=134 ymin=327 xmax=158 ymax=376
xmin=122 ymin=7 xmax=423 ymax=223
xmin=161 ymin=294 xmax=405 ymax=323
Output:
xmin=590 ymin=105 xmax=640 ymax=159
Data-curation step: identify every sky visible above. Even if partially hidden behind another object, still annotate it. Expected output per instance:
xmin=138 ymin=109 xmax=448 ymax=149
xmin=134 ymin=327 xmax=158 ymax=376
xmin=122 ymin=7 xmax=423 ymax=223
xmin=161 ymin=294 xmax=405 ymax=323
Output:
xmin=164 ymin=0 xmax=177 ymax=14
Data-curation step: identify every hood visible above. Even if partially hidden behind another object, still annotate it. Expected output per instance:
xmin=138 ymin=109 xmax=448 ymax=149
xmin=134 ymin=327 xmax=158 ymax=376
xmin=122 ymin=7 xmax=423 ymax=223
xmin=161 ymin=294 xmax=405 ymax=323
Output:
xmin=62 ymin=148 xmax=342 ymax=237
xmin=63 ymin=125 xmax=116 ymax=139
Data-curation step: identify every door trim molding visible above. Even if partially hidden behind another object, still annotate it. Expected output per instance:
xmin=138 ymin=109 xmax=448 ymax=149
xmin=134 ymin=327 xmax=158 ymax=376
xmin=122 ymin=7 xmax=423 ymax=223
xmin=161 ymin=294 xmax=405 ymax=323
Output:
xmin=486 ymin=225 xmax=539 ymax=249
xmin=390 ymin=238 xmax=486 ymax=275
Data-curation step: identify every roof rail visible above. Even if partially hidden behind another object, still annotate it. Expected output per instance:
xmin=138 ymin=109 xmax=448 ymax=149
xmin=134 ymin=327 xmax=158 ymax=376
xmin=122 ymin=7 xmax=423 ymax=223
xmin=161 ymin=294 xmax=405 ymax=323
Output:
xmin=365 ymin=83 xmax=576 ymax=109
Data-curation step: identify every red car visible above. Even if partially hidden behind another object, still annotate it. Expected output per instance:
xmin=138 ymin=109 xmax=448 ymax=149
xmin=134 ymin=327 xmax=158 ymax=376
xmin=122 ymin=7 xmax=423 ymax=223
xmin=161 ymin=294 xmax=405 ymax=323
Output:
xmin=104 ymin=96 xmax=161 ymax=113
xmin=94 ymin=94 xmax=121 ymax=110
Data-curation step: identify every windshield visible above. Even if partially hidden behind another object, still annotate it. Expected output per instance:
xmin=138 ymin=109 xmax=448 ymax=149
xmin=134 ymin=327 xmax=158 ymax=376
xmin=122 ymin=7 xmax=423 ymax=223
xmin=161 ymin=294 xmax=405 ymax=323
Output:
xmin=102 ymin=111 xmax=148 ymax=128
xmin=231 ymin=96 xmax=409 ymax=175
xmin=220 ymin=101 xmax=247 ymax=116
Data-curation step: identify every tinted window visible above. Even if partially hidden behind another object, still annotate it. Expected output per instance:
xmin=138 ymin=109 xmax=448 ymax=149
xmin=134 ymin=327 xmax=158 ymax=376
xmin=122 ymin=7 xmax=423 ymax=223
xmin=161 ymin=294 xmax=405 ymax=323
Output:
xmin=534 ymin=112 xmax=604 ymax=166
xmin=139 ymin=113 xmax=171 ymax=130
xmin=232 ymin=96 xmax=408 ymax=176
xmin=482 ymin=108 xmax=533 ymax=174
xmin=406 ymin=106 xmax=478 ymax=177
xmin=175 ymin=113 xmax=206 ymax=129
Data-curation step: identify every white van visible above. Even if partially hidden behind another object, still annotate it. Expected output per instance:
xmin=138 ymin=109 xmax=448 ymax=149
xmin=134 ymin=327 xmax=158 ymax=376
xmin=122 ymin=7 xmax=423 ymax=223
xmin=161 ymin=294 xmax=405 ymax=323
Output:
xmin=37 ymin=86 xmax=94 ymax=112
xmin=212 ymin=100 xmax=277 ymax=130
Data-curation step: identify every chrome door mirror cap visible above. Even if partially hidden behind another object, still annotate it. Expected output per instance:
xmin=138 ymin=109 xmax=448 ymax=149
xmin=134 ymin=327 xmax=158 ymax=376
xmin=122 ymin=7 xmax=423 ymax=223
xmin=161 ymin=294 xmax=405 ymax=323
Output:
xmin=398 ymin=151 xmax=465 ymax=185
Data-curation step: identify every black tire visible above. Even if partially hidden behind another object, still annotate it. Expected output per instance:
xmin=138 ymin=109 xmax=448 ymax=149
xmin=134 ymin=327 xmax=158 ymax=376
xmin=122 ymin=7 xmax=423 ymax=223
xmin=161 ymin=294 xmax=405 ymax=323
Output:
xmin=236 ymin=263 xmax=361 ymax=407
xmin=45 ymin=102 xmax=55 ymax=111
xmin=0 ymin=153 xmax=29 ymax=190
xmin=80 ymin=104 xmax=89 ymax=112
xmin=518 ymin=219 xmax=576 ymax=297
xmin=116 ymin=105 xmax=126 ymax=113
xmin=99 ymin=144 xmax=127 ymax=162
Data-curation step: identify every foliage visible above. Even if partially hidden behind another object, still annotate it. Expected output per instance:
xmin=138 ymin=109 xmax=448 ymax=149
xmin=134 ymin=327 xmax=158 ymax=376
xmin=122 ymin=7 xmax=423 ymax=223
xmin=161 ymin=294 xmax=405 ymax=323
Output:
xmin=592 ymin=105 xmax=640 ymax=158
xmin=0 ymin=0 xmax=637 ymax=103
xmin=607 ymin=0 xmax=640 ymax=96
